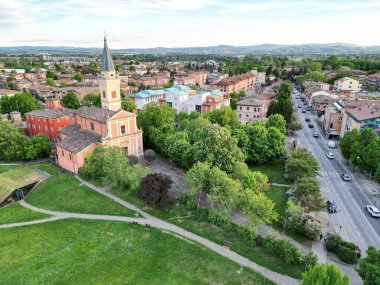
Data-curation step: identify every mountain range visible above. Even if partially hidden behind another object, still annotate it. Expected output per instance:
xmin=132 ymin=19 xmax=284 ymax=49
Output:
xmin=1 ymin=43 xmax=380 ymax=56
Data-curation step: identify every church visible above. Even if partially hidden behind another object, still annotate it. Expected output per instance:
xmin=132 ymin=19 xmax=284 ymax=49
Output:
xmin=56 ymin=37 xmax=143 ymax=173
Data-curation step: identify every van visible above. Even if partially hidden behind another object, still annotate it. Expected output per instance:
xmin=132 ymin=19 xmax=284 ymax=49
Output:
xmin=328 ymin=141 xmax=336 ymax=148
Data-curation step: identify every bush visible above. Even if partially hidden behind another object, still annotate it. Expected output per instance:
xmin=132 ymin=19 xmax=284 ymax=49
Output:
xmin=194 ymin=208 xmax=209 ymax=222
xmin=325 ymin=235 xmax=342 ymax=254
xmin=303 ymin=214 xmax=322 ymax=240
xmin=128 ymin=155 xmax=139 ymax=166
xmin=302 ymin=251 xmax=318 ymax=270
xmin=235 ymin=225 xmax=257 ymax=246
xmin=144 ymin=149 xmax=157 ymax=164
xmin=262 ymin=233 xmax=302 ymax=265
xmin=338 ymin=245 xmax=357 ymax=264
xmin=179 ymin=194 xmax=197 ymax=210
xmin=326 ymin=235 xmax=361 ymax=264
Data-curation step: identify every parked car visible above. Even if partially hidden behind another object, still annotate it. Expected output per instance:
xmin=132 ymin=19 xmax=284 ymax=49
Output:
xmin=302 ymin=109 xmax=306 ymax=113
xmin=308 ymin=123 xmax=314 ymax=128
xmin=340 ymin=173 xmax=351 ymax=181
xmin=298 ymin=105 xmax=302 ymax=108
xmin=326 ymin=152 xmax=335 ymax=159
xmin=328 ymin=141 xmax=336 ymax=148
xmin=303 ymin=102 xmax=308 ymax=105
xmin=313 ymin=133 xmax=319 ymax=138
xmin=306 ymin=107 xmax=310 ymax=111
xmin=327 ymin=200 xmax=337 ymax=213
xmin=366 ymin=205 xmax=380 ymax=218
xmin=305 ymin=118 xmax=310 ymax=122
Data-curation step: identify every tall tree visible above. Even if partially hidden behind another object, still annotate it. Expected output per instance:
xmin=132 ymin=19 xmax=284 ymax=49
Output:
xmin=0 ymin=120 xmax=27 ymax=161
xmin=266 ymin=114 xmax=287 ymax=135
xmin=61 ymin=92 xmax=80 ymax=109
xmin=82 ymin=93 xmax=101 ymax=107
xmin=121 ymin=98 xmax=137 ymax=113
xmin=339 ymin=129 xmax=359 ymax=161
xmin=357 ymin=246 xmax=380 ymax=285
xmin=301 ymin=264 xmax=349 ymax=285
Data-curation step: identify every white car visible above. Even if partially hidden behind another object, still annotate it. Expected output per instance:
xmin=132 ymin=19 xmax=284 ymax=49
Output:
xmin=328 ymin=141 xmax=336 ymax=148
xmin=366 ymin=205 xmax=380 ymax=218
xmin=326 ymin=152 xmax=335 ymax=159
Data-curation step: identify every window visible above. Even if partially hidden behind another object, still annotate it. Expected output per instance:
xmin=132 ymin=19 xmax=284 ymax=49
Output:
xmin=195 ymin=105 xmax=202 ymax=113
xmin=254 ymin=107 xmax=257 ymax=112
xmin=257 ymin=108 xmax=260 ymax=112
xmin=112 ymin=91 xmax=117 ymax=98
xmin=62 ymin=150 xmax=64 ymax=157
xmin=330 ymin=123 xmax=333 ymax=128
xmin=239 ymin=114 xmax=242 ymax=118
xmin=120 ymin=125 xmax=126 ymax=134
xmin=69 ymin=154 xmax=72 ymax=160
xmin=90 ymin=122 xmax=94 ymax=131
xmin=246 ymin=114 xmax=249 ymax=117
xmin=138 ymin=147 xmax=142 ymax=154
xmin=247 ymin=107 xmax=249 ymax=111
xmin=239 ymin=107 xmax=242 ymax=110
xmin=102 ymin=91 xmax=106 ymax=98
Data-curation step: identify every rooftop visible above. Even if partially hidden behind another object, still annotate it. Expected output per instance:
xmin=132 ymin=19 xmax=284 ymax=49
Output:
xmin=101 ymin=36 xmax=115 ymax=73
xmin=165 ymin=85 xmax=194 ymax=96
xmin=75 ymin=106 xmax=116 ymax=123
xmin=346 ymin=106 xmax=380 ymax=121
xmin=60 ymin=123 xmax=81 ymax=136
xmin=237 ymin=97 xmax=265 ymax=107
xmin=129 ymin=89 xmax=166 ymax=99
xmin=57 ymin=129 xmax=102 ymax=154
xmin=25 ymin=108 xmax=73 ymax=119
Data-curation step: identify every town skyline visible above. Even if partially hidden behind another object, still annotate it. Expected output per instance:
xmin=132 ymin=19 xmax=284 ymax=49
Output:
xmin=1 ymin=0 xmax=380 ymax=48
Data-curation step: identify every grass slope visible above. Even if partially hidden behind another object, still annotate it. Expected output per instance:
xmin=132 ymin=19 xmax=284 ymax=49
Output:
xmin=112 ymin=187 xmax=304 ymax=279
xmin=0 ymin=219 xmax=274 ymax=285
xmin=0 ymin=203 xmax=50 ymax=224
xmin=26 ymin=174 xmax=134 ymax=216
xmin=0 ymin=165 xmax=20 ymax=174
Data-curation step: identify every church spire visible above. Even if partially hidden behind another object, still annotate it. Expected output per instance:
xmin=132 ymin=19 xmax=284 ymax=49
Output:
xmin=101 ymin=36 xmax=115 ymax=73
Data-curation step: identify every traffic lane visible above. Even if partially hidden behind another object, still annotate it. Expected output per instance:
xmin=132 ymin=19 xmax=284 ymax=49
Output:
xmin=298 ymin=111 xmax=380 ymax=249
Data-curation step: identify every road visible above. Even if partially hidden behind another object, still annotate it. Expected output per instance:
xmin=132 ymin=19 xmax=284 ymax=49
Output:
xmin=292 ymin=89 xmax=380 ymax=254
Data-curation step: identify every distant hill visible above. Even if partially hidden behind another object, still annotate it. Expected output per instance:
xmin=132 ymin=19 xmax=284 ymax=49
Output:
xmin=1 ymin=43 xmax=380 ymax=56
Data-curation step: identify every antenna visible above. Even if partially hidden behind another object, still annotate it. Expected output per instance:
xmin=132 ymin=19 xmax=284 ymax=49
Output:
xmin=104 ymin=30 xmax=107 ymax=40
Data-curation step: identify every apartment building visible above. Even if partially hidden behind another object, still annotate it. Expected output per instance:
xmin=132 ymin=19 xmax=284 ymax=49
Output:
xmin=365 ymin=73 xmax=380 ymax=91
xmin=334 ymin=77 xmax=361 ymax=91
xmin=129 ymin=89 xmax=166 ymax=111
xmin=236 ymin=97 xmax=267 ymax=124
xmin=212 ymin=74 xmax=256 ymax=94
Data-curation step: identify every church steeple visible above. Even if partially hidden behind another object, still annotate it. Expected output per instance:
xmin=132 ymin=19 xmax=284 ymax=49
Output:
xmin=101 ymin=36 xmax=115 ymax=73
xmin=99 ymin=36 xmax=121 ymax=111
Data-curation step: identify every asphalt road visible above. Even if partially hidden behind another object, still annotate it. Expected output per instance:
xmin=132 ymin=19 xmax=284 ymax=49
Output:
xmin=292 ymin=90 xmax=380 ymax=253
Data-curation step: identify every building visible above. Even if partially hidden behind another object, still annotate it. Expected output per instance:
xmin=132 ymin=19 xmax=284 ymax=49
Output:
xmin=25 ymin=108 xmax=74 ymax=142
xmin=212 ymin=74 xmax=256 ymax=94
xmin=131 ymin=75 xmax=170 ymax=88
xmin=187 ymin=90 xmax=230 ymax=115
xmin=334 ymin=77 xmax=361 ymax=92
xmin=343 ymin=106 xmax=380 ymax=137
xmin=129 ymin=89 xmax=166 ymax=111
xmin=236 ymin=97 xmax=267 ymax=124
xmin=56 ymin=37 xmax=143 ymax=173
xmin=0 ymin=89 xmax=19 ymax=99
xmin=250 ymin=70 xmax=266 ymax=86
xmin=164 ymin=85 xmax=197 ymax=113
xmin=364 ymin=73 xmax=380 ymax=91
xmin=173 ymin=71 xmax=208 ymax=87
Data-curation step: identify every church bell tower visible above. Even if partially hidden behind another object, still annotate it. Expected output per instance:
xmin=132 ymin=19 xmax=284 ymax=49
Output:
xmin=99 ymin=36 xmax=121 ymax=111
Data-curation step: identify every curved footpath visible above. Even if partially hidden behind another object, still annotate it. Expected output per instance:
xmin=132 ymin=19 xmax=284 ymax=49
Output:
xmin=0 ymin=176 xmax=299 ymax=285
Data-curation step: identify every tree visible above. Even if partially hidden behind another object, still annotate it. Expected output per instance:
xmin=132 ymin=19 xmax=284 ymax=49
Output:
xmin=73 ymin=71 xmax=83 ymax=81
xmin=137 ymin=103 xmax=175 ymax=136
xmin=267 ymin=126 xmax=286 ymax=159
xmin=295 ymin=177 xmax=324 ymax=211
xmin=288 ymin=121 xmax=302 ymax=133
xmin=23 ymin=134 xmax=51 ymax=160
xmin=231 ymin=127 xmax=250 ymax=160
xmin=266 ymin=114 xmax=287 ymax=135
xmin=144 ymin=149 xmax=157 ymax=164
xmin=357 ymin=246 xmax=380 ymax=285
xmin=286 ymin=149 xmax=320 ymax=180
xmin=0 ymin=92 xmax=37 ymax=115
xmin=121 ymin=98 xmax=137 ymax=113
xmin=367 ymin=86 xmax=377 ymax=92
xmin=61 ymin=92 xmax=80 ymax=109
xmin=376 ymin=163 xmax=380 ymax=183
xmin=244 ymin=123 xmax=271 ymax=163
xmin=46 ymin=78 xmax=56 ymax=87
xmin=138 ymin=173 xmax=173 ymax=207
xmin=193 ymin=124 xmax=244 ymax=173
xmin=46 ymin=70 xmax=58 ymax=80
xmin=82 ymin=93 xmax=101 ymax=107
xmin=204 ymin=106 xmax=240 ymax=127
xmin=339 ymin=129 xmax=359 ymax=161
xmin=302 ymin=213 xmax=322 ymax=240
xmin=0 ymin=120 xmax=27 ymax=161
xmin=301 ymin=263 xmax=349 ymax=285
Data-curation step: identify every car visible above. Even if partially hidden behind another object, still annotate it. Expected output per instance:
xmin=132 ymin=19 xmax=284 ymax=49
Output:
xmin=326 ymin=152 xmax=335 ymax=159
xmin=303 ymin=102 xmax=308 ymax=105
xmin=327 ymin=200 xmax=337 ymax=213
xmin=308 ymin=123 xmax=314 ymax=128
xmin=340 ymin=173 xmax=351 ymax=181
xmin=327 ymin=141 xmax=336 ymax=148
xmin=302 ymin=109 xmax=306 ymax=113
xmin=305 ymin=118 xmax=310 ymax=122
xmin=298 ymin=105 xmax=302 ymax=108
xmin=306 ymin=107 xmax=310 ymax=111
xmin=295 ymin=97 xmax=299 ymax=99
xmin=366 ymin=205 xmax=380 ymax=218
xmin=313 ymin=133 xmax=319 ymax=138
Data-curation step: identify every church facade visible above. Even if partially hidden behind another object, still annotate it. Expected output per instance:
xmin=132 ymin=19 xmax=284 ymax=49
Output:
xmin=56 ymin=37 xmax=143 ymax=173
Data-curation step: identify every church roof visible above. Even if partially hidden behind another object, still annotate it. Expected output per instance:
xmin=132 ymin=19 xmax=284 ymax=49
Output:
xmin=101 ymin=36 xmax=115 ymax=73
xmin=75 ymin=106 xmax=116 ymax=123
xmin=57 ymin=129 xmax=102 ymax=154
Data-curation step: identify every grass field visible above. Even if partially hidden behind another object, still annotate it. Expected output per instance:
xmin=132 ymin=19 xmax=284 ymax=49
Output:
xmin=25 ymin=174 xmax=135 ymax=216
xmin=0 ymin=202 xmax=50 ymax=224
xmin=0 ymin=165 xmax=20 ymax=174
xmin=0 ymin=219 xmax=274 ymax=285
xmin=112 ymin=187 xmax=304 ymax=279
xmin=249 ymin=159 xmax=290 ymax=185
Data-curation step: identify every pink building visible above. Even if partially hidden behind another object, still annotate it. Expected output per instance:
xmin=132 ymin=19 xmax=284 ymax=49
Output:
xmin=56 ymin=37 xmax=143 ymax=173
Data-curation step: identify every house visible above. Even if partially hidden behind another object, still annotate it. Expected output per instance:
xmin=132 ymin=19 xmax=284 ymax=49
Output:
xmin=55 ymin=37 xmax=143 ymax=173
xmin=250 ymin=70 xmax=266 ymax=86
xmin=163 ymin=85 xmax=197 ymax=113
xmin=212 ymin=74 xmax=256 ymax=95
xmin=129 ymin=89 xmax=166 ymax=111
xmin=334 ymin=77 xmax=361 ymax=92
xmin=343 ymin=106 xmax=380 ymax=137
xmin=236 ymin=97 xmax=267 ymax=124
xmin=0 ymin=89 xmax=19 ymax=99
xmin=365 ymin=73 xmax=380 ymax=91
xmin=187 ymin=90 xmax=230 ymax=115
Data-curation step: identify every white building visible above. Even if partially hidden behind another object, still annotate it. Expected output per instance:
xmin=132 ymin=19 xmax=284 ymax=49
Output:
xmin=128 ymin=89 xmax=166 ymax=111
xmin=334 ymin=77 xmax=361 ymax=92
xmin=165 ymin=85 xmax=196 ymax=113
xmin=250 ymin=70 xmax=266 ymax=86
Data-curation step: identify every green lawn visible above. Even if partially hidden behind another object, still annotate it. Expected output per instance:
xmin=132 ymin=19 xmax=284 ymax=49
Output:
xmin=0 ymin=203 xmax=51 ymax=224
xmin=0 ymin=219 xmax=274 ymax=285
xmin=249 ymin=159 xmax=290 ymax=185
xmin=265 ymin=186 xmax=312 ymax=248
xmin=112 ymin=187 xmax=304 ymax=279
xmin=25 ymin=174 xmax=135 ymax=216
xmin=0 ymin=165 xmax=20 ymax=174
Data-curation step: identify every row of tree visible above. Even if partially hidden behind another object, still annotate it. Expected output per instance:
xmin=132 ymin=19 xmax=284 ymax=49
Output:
xmin=0 ymin=92 xmax=37 ymax=115
xmin=340 ymin=128 xmax=380 ymax=182
xmin=0 ymin=120 xmax=51 ymax=161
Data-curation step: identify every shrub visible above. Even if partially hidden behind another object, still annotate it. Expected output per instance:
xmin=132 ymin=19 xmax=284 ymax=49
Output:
xmin=325 ymin=235 xmax=361 ymax=264
xmin=144 ymin=149 xmax=157 ymax=164
xmin=325 ymin=235 xmax=342 ymax=254
xmin=262 ymin=233 xmax=302 ymax=265
xmin=137 ymin=173 xmax=173 ymax=207
xmin=235 ymin=225 xmax=257 ymax=246
xmin=128 ymin=155 xmax=139 ymax=166
xmin=194 ymin=208 xmax=209 ymax=222
xmin=302 ymin=251 xmax=318 ymax=270
xmin=303 ymin=214 xmax=322 ymax=240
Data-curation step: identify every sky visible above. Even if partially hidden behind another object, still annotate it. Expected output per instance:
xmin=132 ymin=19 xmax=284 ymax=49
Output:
xmin=1 ymin=0 xmax=380 ymax=48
